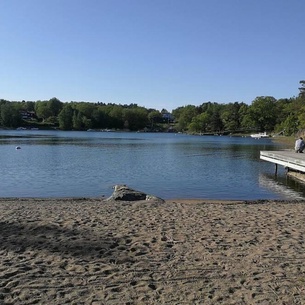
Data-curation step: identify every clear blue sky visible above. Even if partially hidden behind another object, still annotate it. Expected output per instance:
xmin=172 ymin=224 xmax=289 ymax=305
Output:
xmin=0 ymin=0 xmax=304 ymax=111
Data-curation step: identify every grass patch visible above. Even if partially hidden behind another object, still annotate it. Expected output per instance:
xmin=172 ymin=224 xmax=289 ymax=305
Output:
xmin=271 ymin=136 xmax=295 ymax=148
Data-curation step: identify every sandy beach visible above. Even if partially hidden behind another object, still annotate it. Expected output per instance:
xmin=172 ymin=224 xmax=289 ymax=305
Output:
xmin=1 ymin=198 xmax=305 ymax=304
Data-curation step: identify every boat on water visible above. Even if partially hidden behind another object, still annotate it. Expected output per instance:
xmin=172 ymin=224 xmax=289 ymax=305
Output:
xmin=250 ymin=132 xmax=270 ymax=139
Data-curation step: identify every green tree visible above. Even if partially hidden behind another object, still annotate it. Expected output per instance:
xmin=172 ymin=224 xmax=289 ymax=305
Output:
xmin=21 ymin=100 xmax=35 ymax=112
xmin=91 ymin=107 xmax=110 ymax=129
xmin=148 ymin=110 xmax=162 ymax=129
xmin=188 ymin=112 xmax=209 ymax=133
xmin=58 ymin=104 xmax=73 ymax=130
xmin=47 ymin=97 xmax=63 ymax=117
xmin=197 ymin=102 xmax=225 ymax=132
xmin=299 ymin=80 xmax=305 ymax=98
xmin=220 ymin=102 xmax=243 ymax=132
xmin=173 ymin=105 xmax=198 ymax=131
xmin=122 ymin=107 xmax=148 ymax=131
xmin=74 ymin=102 xmax=96 ymax=118
xmin=35 ymin=101 xmax=52 ymax=121
xmin=207 ymin=106 xmax=223 ymax=132
xmin=276 ymin=114 xmax=298 ymax=136
xmin=82 ymin=117 xmax=92 ymax=130
xmin=72 ymin=111 xmax=83 ymax=130
xmin=239 ymin=104 xmax=253 ymax=131
xmin=0 ymin=102 xmax=22 ymax=127
xmin=248 ymin=96 xmax=277 ymax=131
xmin=107 ymin=105 xmax=124 ymax=129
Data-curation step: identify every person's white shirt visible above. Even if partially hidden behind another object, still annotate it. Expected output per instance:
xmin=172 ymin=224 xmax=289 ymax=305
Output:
xmin=295 ymin=137 xmax=305 ymax=152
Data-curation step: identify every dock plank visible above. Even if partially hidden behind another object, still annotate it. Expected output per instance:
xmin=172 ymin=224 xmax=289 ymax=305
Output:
xmin=260 ymin=150 xmax=305 ymax=172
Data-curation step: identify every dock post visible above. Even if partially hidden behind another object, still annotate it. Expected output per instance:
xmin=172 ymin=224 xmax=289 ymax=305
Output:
xmin=275 ymin=164 xmax=278 ymax=175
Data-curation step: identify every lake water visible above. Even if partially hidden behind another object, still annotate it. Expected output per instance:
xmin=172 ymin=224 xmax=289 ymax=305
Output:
xmin=0 ymin=130 xmax=304 ymax=200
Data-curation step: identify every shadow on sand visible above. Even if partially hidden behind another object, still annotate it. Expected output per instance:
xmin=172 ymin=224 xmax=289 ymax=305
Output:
xmin=0 ymin=220 xmax=131 ymax=261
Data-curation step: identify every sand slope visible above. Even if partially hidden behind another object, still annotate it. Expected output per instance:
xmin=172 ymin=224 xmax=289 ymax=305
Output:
xmin=1 ymin=198 xmax=305 ymax=304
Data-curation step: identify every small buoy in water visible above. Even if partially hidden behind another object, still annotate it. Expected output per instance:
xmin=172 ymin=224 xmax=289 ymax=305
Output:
xmin=16 ymin=146 xmax=21 ymax=150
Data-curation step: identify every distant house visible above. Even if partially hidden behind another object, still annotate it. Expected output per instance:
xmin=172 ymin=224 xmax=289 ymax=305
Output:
xmin=20 ymin=110 xmax=36 ymax=120
xmin=162 ymin=113 xmax=174 ymax=122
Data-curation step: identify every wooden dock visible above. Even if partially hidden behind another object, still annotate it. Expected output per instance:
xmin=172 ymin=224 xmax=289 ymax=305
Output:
xmin=260 ymin=150 xmax=305 ymax=182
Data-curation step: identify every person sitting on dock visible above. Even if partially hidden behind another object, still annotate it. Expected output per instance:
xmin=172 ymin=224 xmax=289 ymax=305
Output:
xmin=295 ymin=137 xmax=305 ymax=153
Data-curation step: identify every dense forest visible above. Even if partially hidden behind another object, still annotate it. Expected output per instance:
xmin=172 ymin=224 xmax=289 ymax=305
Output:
xmin=1 ymin=81 xmax=305 ymax=135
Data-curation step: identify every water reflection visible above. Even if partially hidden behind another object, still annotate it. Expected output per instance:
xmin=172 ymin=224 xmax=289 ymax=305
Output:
xmin=259 ymin=172 xmax=304 ymax=200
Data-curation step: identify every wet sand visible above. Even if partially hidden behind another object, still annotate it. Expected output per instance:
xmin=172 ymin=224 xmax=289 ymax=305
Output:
xmin=1 ymin=198 xmax=305 ymax=304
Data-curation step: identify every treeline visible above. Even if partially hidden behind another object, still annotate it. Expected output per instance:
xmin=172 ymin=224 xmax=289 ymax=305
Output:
xmin=0 ymin=98 xmax=171 ymax=131
xmin=172 ymin=81 xmax=305 ymax=135
xmin=173 ymin=95 xmax=305 ymax=135
xmin=1 ymin=81 xmax=305 ymax=135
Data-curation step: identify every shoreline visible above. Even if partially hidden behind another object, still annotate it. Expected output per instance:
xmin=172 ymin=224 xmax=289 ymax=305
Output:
xmin=1 ymin=198 xmax=305 ymax=304
xmin=0 ymin=197 xmax=305 ymax=205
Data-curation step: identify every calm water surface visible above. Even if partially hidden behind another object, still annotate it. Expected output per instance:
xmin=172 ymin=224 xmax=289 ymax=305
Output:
xmin=0 ymin=130 xmax=304 ymax=200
